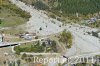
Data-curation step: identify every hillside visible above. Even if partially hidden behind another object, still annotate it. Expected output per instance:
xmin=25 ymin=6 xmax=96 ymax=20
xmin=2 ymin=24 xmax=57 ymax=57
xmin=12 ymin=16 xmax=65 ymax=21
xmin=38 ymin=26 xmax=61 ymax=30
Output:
xmin=0 ymin=0 xmax=30 ymax=27
xmin=54 ymin=0 xmax=100 ymax=15
xmin=19 ymin=0 xmax=100 ymax=16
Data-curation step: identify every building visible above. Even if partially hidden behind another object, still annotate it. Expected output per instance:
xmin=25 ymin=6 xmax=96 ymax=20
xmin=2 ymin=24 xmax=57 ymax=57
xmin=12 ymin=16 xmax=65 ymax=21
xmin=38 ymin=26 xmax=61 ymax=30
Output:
xmin=24 ymin=34 xmax=33 ymax=40
xmin=87 ymin=18 xmax=97 ymax=24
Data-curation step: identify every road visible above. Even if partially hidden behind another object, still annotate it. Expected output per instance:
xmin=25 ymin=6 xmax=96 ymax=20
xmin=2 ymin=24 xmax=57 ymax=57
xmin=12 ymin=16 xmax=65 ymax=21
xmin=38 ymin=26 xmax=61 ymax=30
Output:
xmin=20 ymin=52 xmax=60 ymax=56
xmin=0 ymin=37 xmax=47 ymax=47
xmin=64 ymin=24 xmax=100 ymax=57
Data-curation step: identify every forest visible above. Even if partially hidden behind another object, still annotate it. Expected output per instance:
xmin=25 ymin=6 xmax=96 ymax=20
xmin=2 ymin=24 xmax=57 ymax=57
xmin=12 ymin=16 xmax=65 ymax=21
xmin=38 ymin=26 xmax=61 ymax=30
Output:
xmin=53 ymin=0 xmax=100 ymax=15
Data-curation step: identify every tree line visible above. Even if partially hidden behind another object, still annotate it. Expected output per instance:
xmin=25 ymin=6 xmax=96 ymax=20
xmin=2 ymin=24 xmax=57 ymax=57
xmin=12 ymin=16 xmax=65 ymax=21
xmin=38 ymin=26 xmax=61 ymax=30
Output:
xmin=52 ymin=0 xmax=100 ymax=15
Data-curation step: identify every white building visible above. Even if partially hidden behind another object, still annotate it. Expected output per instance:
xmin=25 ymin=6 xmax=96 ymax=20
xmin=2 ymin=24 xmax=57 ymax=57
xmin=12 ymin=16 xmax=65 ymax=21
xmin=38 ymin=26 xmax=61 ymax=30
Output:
xmin=24 ymin=34 xmax=33 ymax=40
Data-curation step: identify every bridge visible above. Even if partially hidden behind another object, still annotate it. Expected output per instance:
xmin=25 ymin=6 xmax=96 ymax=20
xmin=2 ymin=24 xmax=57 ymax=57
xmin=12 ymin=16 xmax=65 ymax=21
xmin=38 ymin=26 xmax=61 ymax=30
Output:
xmin=0 ymin=37 xmax=47 ymax=48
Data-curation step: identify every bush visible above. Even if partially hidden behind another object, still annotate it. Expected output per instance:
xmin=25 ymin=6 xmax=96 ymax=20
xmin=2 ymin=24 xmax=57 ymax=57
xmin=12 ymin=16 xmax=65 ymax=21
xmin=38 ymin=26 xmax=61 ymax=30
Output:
xmin=39 ymin=27 xmax=42 ymax=30
xmin=92 ymin=31 xmax=98 ymax=38
xmin=35 ymin=36 xmax=38 ymax=39
xmin=59 ymin=30 xmax=73 ymax=48
xmin=49 ymin=14 xmax=56 ymax=19
xmin=21 ymin=53 xmax=27 ymax=59
xmin=14 ymin=46 xmax=21 ymax=55
xmin=34 ymin=1 xmax=49 ymax=10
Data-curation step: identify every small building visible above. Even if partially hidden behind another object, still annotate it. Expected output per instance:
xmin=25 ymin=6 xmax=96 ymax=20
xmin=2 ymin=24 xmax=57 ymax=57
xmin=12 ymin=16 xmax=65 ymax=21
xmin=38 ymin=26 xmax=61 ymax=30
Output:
xmin=88 ymin=17 xmax=97 ymax=24
xmin=24 ymin=34 xmax=33 ymax=40
xmin=19 ymin=32 xmax=36 ymax=40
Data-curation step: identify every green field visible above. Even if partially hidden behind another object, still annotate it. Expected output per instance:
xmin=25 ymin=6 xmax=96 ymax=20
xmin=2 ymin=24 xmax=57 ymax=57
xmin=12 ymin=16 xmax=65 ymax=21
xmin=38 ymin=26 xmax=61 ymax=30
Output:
xmin=14 ymin=40 xmax=58 ymax=55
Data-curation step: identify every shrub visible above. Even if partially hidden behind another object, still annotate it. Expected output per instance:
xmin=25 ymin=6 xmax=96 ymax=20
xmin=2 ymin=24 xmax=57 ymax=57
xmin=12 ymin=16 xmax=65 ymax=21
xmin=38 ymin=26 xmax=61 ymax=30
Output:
xmin=59 ymin=29 xmax=72 ymax=48
xmin=39 ymin=27 xmax=42 ymax=30
xmin=49 ymin=14 xmax=56 ymax=19
xmin=34 ymin=1 xmax=49 ymax=10
xmin=21 ymin=53 xmax=27 ymax=59
xmin=92 ymin=31 xmax=98 ymax=38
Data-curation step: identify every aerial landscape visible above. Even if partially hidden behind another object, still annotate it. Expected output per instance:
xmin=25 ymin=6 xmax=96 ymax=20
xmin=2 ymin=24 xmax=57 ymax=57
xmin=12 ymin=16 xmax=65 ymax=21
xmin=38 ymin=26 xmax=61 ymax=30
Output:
xmin=0 ymin=0 xmax=100 ymax=66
